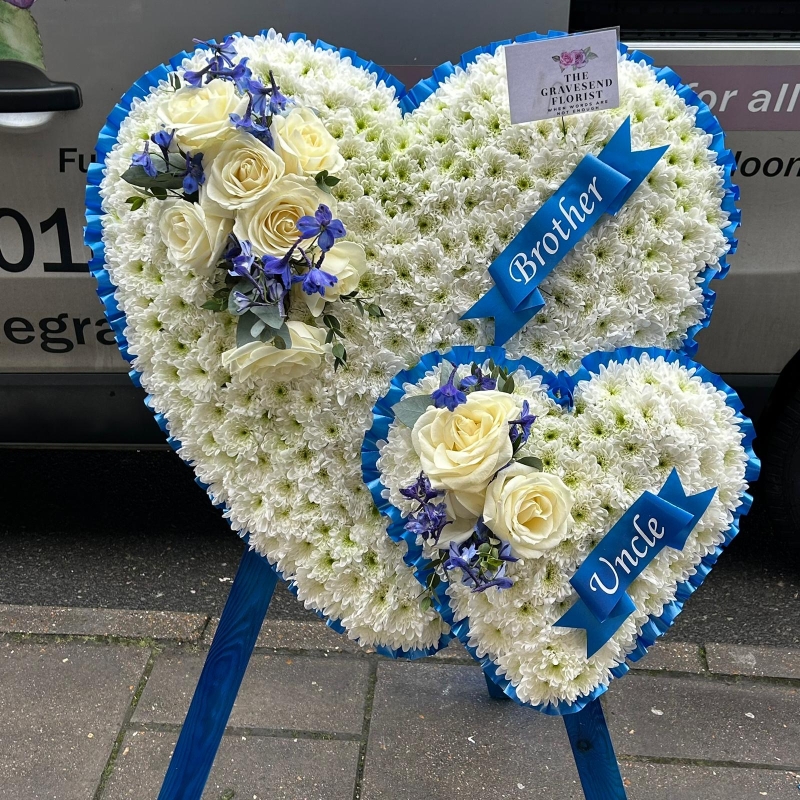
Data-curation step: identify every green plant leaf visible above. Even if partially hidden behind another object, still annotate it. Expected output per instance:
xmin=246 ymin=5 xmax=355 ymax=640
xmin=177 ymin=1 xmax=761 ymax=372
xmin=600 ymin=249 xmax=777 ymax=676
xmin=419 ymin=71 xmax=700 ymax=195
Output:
xmin=268 ymin=322 xmax=292 ymax=349
xmin=439 ymin=361 xmax=454 ymax=387
xmin=391 ymin=394 xmax=434 ymax=428
xmin=121 ymin=165 xmax=185 ymax=191
xmin=516 ymin=456 xmax=544 ymax=471
xmin=236 ymin=311 xmax=260 ymax=347
xmin=251 ymin=303 xmax=285 ymax=330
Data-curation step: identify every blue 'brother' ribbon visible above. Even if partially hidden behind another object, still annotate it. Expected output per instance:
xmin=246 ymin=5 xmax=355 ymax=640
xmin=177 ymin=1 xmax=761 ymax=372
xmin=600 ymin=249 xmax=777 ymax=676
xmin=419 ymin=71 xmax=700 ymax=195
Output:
xmin=462 ymin=117 xmax=668 ymax=346
xmin=555 ymin=469 xmax=716 ymax=657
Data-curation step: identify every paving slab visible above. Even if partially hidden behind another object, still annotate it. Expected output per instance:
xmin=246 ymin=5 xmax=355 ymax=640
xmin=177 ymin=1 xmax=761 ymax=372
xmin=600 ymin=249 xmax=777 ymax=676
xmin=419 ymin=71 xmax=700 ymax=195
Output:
xmin=103 ymin=730 xmax=359 ymax=800
xmin=627 ymin=642 xmax=706 ymax=674
xmin=205 ymin=616 xmax=363 ymax=653
xmin=361 ymin=661 xmax=584 ymax=799
xmin=0 ymin=604 xmax=208 ymax=641
xmin=706 ymin=643 xmax=800 ymax=680
xmin=133 ymin=650 xmax=368 ymax=734
xmin=621 ymin=762 xmax=799 ymax=799
xmin=605 ymin=672 xmax=800 ymax=767
xmin=0 ymin=639 xmax=150 ymax=800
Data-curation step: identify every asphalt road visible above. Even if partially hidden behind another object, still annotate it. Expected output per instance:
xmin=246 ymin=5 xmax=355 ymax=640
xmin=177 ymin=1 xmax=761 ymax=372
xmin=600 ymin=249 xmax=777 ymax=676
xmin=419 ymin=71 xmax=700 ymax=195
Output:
xmin=2 ymin=448 xmax=799 ymax=646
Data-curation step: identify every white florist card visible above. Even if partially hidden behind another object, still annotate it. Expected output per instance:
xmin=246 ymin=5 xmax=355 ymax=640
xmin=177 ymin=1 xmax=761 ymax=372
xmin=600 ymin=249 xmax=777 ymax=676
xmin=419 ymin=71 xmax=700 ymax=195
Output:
xmin=505 ymin=28 xmax=621 ymax=124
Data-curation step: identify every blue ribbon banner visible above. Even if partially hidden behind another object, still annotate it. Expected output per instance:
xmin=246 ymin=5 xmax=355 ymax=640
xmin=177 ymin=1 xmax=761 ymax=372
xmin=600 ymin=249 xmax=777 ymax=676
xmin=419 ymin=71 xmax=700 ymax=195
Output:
xmin=462 ymin=117 xmax=668 ymax=346
xmin=555 ymin=469 xmax=716 ymax=657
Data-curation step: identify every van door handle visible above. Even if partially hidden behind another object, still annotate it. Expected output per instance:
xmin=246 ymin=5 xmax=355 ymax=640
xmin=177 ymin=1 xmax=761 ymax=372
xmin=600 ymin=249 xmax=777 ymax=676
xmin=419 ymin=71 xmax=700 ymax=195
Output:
xmin=0 ymin=60 xmax=81 ymax=112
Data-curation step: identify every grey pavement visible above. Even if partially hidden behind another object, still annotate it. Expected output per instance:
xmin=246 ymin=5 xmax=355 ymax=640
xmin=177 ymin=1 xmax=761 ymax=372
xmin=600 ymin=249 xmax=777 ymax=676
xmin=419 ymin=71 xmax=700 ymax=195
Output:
xmin=1 ymin=607 xmax=800 ymax=799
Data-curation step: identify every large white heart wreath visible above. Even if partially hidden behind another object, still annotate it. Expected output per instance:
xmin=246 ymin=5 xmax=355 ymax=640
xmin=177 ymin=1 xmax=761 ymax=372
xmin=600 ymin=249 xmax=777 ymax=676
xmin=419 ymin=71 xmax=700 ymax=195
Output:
xmin=85 ymin=30 xmax=754 ymax=712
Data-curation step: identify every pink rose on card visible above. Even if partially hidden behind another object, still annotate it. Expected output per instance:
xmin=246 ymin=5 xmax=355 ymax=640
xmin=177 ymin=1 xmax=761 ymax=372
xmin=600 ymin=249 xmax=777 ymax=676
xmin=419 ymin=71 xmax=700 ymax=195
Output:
xmin=571 ymin=49 xmax=587 ymax=67
xmin=553 ymin=45 xmax=598 ymax=72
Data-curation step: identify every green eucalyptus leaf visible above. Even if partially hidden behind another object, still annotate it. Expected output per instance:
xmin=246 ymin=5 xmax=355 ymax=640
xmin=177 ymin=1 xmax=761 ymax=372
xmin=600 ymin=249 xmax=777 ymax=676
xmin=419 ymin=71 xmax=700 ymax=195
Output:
xmin=250 ymin=303 xmax=285 ymax=330
xmin=391 ymin=394 xmax=434 ymax=428
xmin=439 ymin=361 xmax=454 ymax=388
xmin=270 ymin=322 xmax=292 ymax=350
xmin=201 ymin=296 xmax=227 ymax=312
xmin=420 ymin=596 xmax=432 ymax=612
xmin=236 ymin=311 xmax=260 ymax=347
xmin=250 ymin=319 xmax=267 ymax=338
xmin=516 ymin=456 xmax=544 ymax=471
xmin=324 ymin=175 xmax=340 ymax=186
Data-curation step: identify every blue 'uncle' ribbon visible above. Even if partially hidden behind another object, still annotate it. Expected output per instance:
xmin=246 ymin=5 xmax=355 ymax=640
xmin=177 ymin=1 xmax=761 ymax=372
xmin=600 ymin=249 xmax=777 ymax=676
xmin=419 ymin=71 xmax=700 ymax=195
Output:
xmin=555 ymin=469 xmax=716 ymax=657
xmin=462 ymin=117 xmax=669 ymax=345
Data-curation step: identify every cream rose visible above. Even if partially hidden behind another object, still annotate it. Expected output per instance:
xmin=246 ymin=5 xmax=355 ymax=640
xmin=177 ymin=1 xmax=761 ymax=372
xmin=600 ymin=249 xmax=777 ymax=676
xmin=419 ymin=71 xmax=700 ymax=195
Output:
xmin=203 ymin=133 xmax=285 ymax=212
xmin=158 ymin=199 xmax=233 ymax=276
xmin=411 ymin=391 xmax=518 ymax=517
xmin=221 ymin=320 xmax=329 ymax=381
xmin=157 ymin=81 xmax=247 ymax=151
xmin=483 ymin=464 xmax=573 ymax=560
xmin=300 ymin=241 xmax=367 ymax=316
xmin=233 ymin=176 xmax=329 ymax=256
xmin=272 ymin=107 xmax=345 ymax=177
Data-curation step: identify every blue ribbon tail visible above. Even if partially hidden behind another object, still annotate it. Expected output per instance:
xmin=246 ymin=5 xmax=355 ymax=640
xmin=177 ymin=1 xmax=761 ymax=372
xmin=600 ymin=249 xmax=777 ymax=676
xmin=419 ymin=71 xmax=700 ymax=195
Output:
xmin=461 ymin=286 xmax=544 ymax=347
xmin=555 ymin=593 xmax=636 ymax=658
xmin=659 ymin=468 xmax=717 ymax=551
xmin=598 ymin=117 xmax=670 ymax=215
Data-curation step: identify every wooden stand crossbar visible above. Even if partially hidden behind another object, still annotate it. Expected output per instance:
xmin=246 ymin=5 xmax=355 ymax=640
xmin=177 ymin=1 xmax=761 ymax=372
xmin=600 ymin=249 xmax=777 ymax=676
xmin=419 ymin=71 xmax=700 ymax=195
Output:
xmin=158 ymin=547 xmax=628 ymax=800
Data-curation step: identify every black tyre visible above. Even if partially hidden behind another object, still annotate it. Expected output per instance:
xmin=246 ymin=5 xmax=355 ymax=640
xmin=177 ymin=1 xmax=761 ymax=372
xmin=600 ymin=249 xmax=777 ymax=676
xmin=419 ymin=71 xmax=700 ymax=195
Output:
xmin=761 ymin=385 xmax=800 ymax=547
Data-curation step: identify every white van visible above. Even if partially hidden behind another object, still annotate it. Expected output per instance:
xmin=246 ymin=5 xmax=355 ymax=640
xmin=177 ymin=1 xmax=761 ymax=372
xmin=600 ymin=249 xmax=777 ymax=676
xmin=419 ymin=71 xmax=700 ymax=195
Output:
xmin=2 ymin=1 xmax=798 ymax=538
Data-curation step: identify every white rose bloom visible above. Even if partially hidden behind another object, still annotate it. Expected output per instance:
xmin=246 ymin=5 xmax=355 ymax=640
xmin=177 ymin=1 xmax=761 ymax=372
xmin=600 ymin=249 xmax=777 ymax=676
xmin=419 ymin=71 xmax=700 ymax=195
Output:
xmin=272 ymin=106 xmax=345 ymax=177
xmin=483 ymin=463 xmax=574 ymax=559
xmin=157 ymin=81 xmax=247 ymax=151
xmin=221 ymin=320 xmax=329 ymax=381
xmin=411 ymin=391 xmax=518 ymax=516
xmin=301 ymin=241 xmax=367 ymax=316
xmin=203 ymin=133 xmax=286 ymax=212
xmin=158 ymin=199 xmax=233 ymax=276
xmin=233 ymin=176 xmax=329 ymax=256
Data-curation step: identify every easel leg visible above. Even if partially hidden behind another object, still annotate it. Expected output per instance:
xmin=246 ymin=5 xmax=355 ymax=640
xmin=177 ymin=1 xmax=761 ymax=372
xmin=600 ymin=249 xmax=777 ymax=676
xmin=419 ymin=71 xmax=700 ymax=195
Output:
xmin=157 ymin=545 xmax=278 ymax=800
xmin=562 ymin=698 xmax=628 ymax=800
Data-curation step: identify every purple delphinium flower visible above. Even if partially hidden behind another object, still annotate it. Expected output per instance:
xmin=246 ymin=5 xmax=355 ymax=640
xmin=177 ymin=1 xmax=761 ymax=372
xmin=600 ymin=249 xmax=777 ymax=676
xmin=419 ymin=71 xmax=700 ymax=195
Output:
xmin=192 ymin=35 xmax=237 ymax=68
xmin=296 ymin=205 xmax=346 ymax=252
xmin=508 ymin=400 xmax=536 ymax=445
xmin=460 ymin=366 xmax=496 ymax=393
xmin=473 ymin=563 xmax=514 ymax=592
xmin=443 ymin=533 xmax=517 ymax=593
xmin=3 ymin=0 xmax=36 ymax=8
xmin=261 ymin=251 xmax=295 ymax=290
xmin=405 ymin=502 xmax=450 ymax=543
xmin=400 ymin=472 xmax=441 ymax=504
xmin=293 ymin=265 xmax=338 ymax=297
xmin=431 ymin=365 xmax=467 ymax=412
xmin=267 ymin=71 xmax=289 ymax=114
xmin=182 ymin=152 xmax=205 ymax=194
xmin=150 ymin=128 xmax=174 ymax=162
xmin=131 ymin=142 xmax=157 ymax=178
xmin=212 ymin=58 xmax=252 ymax=91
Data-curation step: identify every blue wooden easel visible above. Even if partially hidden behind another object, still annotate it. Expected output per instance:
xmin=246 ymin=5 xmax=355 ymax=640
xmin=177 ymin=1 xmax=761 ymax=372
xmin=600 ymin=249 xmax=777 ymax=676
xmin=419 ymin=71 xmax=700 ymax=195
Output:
xmin=157 ymin=546 xmax=628 ymax=799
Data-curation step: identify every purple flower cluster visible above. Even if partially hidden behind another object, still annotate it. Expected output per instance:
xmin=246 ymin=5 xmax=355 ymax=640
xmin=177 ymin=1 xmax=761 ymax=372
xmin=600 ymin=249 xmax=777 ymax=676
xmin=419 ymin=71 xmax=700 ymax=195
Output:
xmin=223 ymin=203 xmax=345 ymax=319
xmin=128 ymin=128 xmax=205 ymax=199
xmin=431 ymin=364 xmax=497 ymax=412
xmin=183 ymin=37 xmax=289 ymax=149
xmin=443 ymin=522 xmax=518 ymax=593
xmin=400 ymin=473 xmax=451 ymax=544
